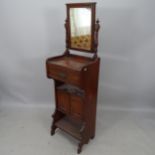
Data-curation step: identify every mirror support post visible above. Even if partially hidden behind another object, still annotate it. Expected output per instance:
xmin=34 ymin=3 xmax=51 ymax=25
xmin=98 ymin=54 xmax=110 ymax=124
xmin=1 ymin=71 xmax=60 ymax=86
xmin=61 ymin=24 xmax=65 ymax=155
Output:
xmin=64 ymin=19 xmax=70 ymax=55
xmin=93 ymin=19 xmax=100 ymax=59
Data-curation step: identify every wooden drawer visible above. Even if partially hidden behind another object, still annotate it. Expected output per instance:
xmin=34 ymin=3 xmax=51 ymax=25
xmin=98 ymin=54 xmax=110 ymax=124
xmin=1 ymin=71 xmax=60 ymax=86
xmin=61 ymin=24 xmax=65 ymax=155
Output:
xmin=47 ymin=64 xmax=81 ymax=86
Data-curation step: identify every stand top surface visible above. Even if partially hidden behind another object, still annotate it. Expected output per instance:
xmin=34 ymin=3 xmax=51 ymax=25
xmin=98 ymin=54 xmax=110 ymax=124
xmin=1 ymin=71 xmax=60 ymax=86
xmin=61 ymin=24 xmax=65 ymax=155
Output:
xmin=48 ymin=55 xmax=93 ymax=71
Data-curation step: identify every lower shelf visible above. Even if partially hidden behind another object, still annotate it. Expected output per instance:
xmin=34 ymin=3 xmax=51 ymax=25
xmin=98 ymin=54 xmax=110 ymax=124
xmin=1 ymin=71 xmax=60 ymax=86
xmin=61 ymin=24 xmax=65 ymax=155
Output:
xmin=55 ymin=116 xmax=83 ymax=140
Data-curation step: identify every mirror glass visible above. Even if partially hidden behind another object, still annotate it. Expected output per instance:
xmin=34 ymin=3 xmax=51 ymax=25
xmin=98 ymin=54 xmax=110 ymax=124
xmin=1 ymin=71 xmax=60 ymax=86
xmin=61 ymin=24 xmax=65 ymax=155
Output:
xmin=70 ymin=8 xmax=91 ymax=50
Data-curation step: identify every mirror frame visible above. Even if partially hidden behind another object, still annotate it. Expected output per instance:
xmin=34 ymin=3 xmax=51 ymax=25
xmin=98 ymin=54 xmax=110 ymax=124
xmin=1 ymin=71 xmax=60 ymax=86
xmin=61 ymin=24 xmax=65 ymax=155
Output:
xmin=66 ymin=3 xmax=96 ymax=53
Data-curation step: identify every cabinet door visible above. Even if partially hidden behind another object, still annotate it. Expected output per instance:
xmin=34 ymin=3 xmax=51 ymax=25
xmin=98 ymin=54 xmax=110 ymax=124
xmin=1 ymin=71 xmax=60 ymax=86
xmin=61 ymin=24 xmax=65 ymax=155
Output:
xmin=70 ymin=95 xmax=83 ymax=120
xmin=57 ymin=90 xmax=70 ymax=114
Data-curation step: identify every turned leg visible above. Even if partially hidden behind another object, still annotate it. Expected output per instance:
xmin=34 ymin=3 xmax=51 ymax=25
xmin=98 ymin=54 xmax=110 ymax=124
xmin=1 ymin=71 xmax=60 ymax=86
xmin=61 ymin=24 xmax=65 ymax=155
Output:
xmin=90 ymin=125 xmax=96 ymax=139
xmin=51 ymin=124 xmax=57 ymax=136
xmin=50 ymin=110 xmax=64 ymax=136
xmin=77 ymin=142 xmax=84 ymax=154
xmin=90 ymin=135 xmax=95 ymax=139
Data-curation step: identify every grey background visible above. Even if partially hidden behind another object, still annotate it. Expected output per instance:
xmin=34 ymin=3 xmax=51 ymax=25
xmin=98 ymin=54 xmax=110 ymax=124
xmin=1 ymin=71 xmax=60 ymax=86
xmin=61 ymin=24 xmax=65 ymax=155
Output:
xmin=0 ymin=0 xmax=155 ymax=110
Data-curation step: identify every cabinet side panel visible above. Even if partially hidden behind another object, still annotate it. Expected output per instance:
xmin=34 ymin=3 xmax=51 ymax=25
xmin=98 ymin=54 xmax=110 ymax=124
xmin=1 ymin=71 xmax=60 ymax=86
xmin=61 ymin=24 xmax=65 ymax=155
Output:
xmin=83 ymin=58 xmax=100 ymax=138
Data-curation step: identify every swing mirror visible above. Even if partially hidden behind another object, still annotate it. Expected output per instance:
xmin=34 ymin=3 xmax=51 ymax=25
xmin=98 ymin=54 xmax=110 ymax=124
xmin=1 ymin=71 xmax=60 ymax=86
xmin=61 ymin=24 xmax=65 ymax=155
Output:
xmin=66 ymin=3 xmax=96 ymax=52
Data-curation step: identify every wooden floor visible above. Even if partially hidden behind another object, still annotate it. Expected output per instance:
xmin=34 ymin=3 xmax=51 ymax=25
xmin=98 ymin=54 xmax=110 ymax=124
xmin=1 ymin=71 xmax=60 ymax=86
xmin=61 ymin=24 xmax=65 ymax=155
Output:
xmin=0 ymin=104 xmax=155 ymax=155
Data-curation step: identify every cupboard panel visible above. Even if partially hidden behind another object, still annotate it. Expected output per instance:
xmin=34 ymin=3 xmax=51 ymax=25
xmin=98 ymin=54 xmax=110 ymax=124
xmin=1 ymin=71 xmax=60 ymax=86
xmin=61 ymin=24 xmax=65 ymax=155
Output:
xmin=57 ymin=90 xmax=70 ymax=114
xmin=70 ymin=95 xmax=83 ymax=120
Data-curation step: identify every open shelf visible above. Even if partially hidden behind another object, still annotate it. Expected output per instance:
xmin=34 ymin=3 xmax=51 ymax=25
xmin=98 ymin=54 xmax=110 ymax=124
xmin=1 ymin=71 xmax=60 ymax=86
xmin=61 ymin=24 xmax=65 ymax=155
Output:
xmin=57 ymin=84 xmax=84 ymax=97
xmin=55 ymin=116 xmax=84 ymax=140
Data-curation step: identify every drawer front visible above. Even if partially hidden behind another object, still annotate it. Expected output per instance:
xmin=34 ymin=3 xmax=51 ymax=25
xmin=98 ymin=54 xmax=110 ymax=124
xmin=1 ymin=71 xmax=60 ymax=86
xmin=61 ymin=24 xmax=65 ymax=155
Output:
xmin=70 ymin=95 xmax=83 ymax=120
xmin=47 ymin=64 xmax=81 ymax=86
xmin=48 ymin=65 xmax=68 ymax=81
xmin=57 ymin=90 xmax=70 ymax=114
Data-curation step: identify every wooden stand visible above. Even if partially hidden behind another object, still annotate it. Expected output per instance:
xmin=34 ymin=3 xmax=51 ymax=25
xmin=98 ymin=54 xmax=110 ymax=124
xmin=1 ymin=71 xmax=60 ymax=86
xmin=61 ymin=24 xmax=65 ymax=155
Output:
xmin=46 ymin=54 xmax=100 ymax=153
xmin=46 ymin=2 xmax=100 ymax=153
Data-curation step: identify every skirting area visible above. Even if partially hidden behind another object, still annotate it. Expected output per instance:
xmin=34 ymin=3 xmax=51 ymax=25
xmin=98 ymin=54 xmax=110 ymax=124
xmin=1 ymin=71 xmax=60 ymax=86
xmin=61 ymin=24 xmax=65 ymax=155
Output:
xmin=0 ymin=104 xmax=154 ymax=155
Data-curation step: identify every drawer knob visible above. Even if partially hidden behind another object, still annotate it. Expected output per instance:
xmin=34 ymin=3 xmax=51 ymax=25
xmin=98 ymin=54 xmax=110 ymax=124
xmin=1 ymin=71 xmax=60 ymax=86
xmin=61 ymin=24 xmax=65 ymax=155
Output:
xmin=58 ymin=72 xmax=66 ymax=79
